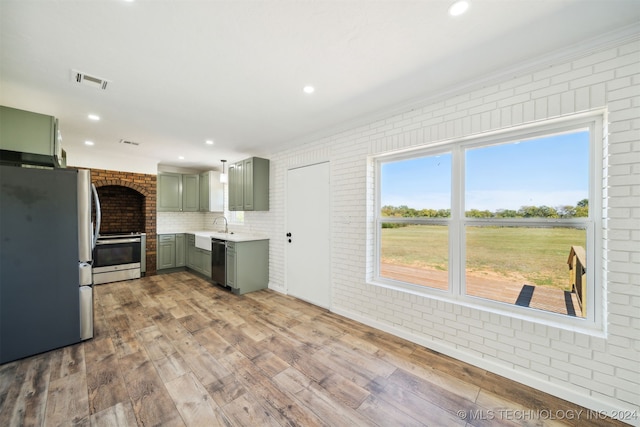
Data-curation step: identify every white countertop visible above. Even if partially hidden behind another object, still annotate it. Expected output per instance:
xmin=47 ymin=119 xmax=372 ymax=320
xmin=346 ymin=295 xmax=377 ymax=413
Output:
xmin=158 ymin=229 xmax=269 ymax=243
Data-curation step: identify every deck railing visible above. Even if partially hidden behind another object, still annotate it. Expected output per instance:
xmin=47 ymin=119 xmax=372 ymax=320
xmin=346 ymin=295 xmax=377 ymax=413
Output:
xmin=567 ymin=245 xmax=586 ymax=316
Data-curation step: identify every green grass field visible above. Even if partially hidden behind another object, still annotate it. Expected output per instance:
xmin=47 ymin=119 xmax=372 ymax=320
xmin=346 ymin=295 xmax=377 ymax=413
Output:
xmin=381 ymin=224 xmax=586 ymax=290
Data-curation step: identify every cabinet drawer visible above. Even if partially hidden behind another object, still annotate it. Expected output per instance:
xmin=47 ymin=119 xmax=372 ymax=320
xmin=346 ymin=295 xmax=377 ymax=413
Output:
xmin=159 ymin=234 xmax=175 ymax=243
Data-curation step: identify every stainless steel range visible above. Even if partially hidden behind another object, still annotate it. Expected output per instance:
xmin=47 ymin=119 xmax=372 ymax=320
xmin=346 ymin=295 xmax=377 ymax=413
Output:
xmin=93 ymin=232 xmax=146 ymax=285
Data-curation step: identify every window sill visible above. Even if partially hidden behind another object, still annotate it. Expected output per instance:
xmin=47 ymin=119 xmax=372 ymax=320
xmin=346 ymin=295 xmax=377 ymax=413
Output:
xmin=368 ymin=277 xmax=606 ymax=338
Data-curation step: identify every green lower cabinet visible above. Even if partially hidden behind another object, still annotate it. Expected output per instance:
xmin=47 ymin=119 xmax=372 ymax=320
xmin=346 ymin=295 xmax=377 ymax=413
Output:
xmin=185 ymin=234 xmax=211 ymax=276
xmin=199 ymin=249 xmax=211 ymax=277
xmin=157 ymin=234 xmax=176 ymax=269
xmin=176 ymin=234 xmax=185 ymax=267
xmin=158 ymin=234 xmax=186 ymax=270
xmin=226 ymin=240 xmax=269 ymax=295
xmin=186 ymin=234 xmax=197 ymax=269
xmin=170 ymin=234 xmax=267 ymax=293
xmin=226 ymin=243 xmax=236 ymax=289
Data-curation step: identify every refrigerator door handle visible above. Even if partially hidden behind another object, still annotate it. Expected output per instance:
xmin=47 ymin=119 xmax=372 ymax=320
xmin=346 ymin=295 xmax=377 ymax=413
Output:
xmin=79 ymin=286 xmax=93 ymax=340
xmin=91 ymin=183 xmax=101 ymax=249
xmin=77 ymin=169 xmax=93 ymax=262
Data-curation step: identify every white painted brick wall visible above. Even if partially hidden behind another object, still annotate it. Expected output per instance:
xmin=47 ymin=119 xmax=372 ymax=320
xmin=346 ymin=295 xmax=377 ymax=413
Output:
xmin=246 ymin=37 xmax=640 ymax=421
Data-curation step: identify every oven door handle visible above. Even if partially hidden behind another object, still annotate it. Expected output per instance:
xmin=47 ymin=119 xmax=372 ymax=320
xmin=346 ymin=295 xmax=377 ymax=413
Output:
xmin=96 ymin=238 xmax=140 ymax=245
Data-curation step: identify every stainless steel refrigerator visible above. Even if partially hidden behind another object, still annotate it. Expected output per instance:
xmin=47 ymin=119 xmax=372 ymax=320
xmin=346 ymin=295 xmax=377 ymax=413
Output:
xmin=0 ymin=165 xmax=96 ymax=364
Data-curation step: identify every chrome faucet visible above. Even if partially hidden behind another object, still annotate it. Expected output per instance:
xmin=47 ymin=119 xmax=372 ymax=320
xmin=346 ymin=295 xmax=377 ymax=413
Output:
xmin=213 ymin=216 xmax=228 ymax=233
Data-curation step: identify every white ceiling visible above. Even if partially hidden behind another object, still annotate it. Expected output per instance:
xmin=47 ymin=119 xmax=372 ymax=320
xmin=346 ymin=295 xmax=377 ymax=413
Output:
xmin=1 ymin=0 xmax=638 ymax=172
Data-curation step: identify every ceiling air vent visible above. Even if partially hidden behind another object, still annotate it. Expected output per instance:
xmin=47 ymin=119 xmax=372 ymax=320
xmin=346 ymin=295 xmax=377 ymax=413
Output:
xmin=119 ymin=139 xmax=140 ymax=146
xmin=71 ymin=69 xmax=110 ymax=90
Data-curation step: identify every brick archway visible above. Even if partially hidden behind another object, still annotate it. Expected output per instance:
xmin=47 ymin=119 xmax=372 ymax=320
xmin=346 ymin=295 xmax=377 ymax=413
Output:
xmin=93 ymin=179 xmax=150 ymax=197
xmin=74 ymin=167 xmax=158 ymax=275
xmin=95 ymin=185 xmax=146 ymax=234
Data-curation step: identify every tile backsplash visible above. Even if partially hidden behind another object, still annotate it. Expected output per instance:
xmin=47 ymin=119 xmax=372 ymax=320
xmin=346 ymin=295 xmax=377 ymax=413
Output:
xmin=157 ymin=211 xmax=250 ymax=234
xmin=157 ymin=212 xmax=207 ymax=232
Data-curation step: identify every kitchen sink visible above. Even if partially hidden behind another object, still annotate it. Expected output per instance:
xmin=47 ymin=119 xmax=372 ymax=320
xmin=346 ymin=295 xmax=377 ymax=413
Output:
xmin=195 ymin=234 xmax=212 ymax=250
xmin=189 ymin=230 xmax=268 ymax=246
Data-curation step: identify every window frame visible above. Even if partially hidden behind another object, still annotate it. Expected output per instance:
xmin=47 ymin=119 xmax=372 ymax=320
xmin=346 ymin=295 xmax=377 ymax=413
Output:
xmin=373 ymin=111 xmax=604 ymax=333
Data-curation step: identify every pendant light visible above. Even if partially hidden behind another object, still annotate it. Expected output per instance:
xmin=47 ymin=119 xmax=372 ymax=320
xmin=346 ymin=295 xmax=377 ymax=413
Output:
xmin=219 ymin=159 xmax=228 ymax=184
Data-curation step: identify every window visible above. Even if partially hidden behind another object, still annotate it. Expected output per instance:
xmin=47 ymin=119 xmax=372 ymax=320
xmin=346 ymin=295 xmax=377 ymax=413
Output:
xmin=379 ymin=153 xmax=452 ymax=290
xmin=229 ymin=210 xmax=244 ymax=224
xmin=375 ymin=114 xmax=602 ymax=328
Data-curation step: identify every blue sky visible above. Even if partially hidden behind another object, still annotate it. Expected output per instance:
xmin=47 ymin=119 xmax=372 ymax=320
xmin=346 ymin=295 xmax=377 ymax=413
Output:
xmin=381 ymin=131 xmax=589 ymax=211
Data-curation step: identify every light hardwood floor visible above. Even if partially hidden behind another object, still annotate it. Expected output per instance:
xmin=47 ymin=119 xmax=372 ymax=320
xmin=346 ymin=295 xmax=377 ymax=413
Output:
xmin=0 ymin=271 xmax=629 ymax=426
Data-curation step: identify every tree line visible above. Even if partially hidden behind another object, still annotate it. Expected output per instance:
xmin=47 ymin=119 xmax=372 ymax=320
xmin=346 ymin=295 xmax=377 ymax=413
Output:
xmin=382 ymin=199 xmax=588 ymax=219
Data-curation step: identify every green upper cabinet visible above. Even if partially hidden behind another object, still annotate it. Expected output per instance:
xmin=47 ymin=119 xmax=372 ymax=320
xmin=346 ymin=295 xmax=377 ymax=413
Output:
xmin=199 ymin=171 xmax=224 ymax=212
xmin=158 ymin=173 xmax=181 ymax=211
xmin=0 ymin=105 xmax=65 ymax=168
xmin=158 ymin=172 xmax=199 ymax=212
xmin=182 ymin=174 xmax=199 ymax=211
xmin=229 ymin=157 xmax=269 ymax=211
xmin=228 ymin=162 xmax=243 ymax=211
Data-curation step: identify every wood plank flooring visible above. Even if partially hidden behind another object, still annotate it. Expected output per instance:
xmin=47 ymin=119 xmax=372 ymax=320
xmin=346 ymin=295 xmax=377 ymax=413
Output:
xmin=0 ymin=271 xmax=629 ymax=426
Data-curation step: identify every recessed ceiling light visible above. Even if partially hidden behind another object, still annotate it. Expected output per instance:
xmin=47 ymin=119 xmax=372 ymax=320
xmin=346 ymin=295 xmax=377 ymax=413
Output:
xmin=205 ymin=140 xmax=214 ymax=145
xmin=178 ymin=156 xmax=185 ymax=160
xmin=88 ymin=114 xmax=100 ymax=121
xmin=84 ymin=140 xmax=94 ymax=146
xmin=448 ymin=0 xmax=469 ymax=16
xmin=303 ymin=85 xmax=315 ymax=94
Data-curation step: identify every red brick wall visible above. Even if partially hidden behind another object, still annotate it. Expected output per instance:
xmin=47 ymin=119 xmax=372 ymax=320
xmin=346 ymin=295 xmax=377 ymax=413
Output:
xmin=97 ymin=185 xmax=145 ymax=234
xmin=72 ymin=167 xmax=157 ymax=275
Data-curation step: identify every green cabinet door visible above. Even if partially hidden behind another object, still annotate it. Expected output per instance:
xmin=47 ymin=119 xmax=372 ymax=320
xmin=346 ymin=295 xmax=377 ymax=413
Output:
xmin=158 ymin=173 xmax=199 ymax=212
xmin=226 ymin=242 xmax=236 ymax=288
xmin=157 ymin=234 xmax=176 ymax=269
xmin=175 ymin=234 xmax=186 ymax=267
xmin=158 ymin=173 xmax=182 ymax=211
xmin=186 ymin=234 xmax=196 ymax=269
xmin=199 ymin=171 xmax=224 ymax=212
xmin=226 ymin=240 xmax=268 ymax=295
xmin=199 ymin=172 xmax=210 ymax=211
xmin=243 ymin=158 xmax=254 ymax=211
xmin=245 ymin=157 xmax=269 ymax=211
xmin=182 ymin=174 xmax=199 ymax=212
xmin=229 ymin=157 xmax=269 ymax=211
xmin=228 ymin=162 xmax=244 ymax=211
xmin=200 ymin=249 xmax=211 ymax=277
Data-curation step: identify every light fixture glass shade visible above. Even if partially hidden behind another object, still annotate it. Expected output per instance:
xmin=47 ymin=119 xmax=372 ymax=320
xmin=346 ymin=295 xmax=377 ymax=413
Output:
xmin=220 ymin=159 xmax=228 ymax=183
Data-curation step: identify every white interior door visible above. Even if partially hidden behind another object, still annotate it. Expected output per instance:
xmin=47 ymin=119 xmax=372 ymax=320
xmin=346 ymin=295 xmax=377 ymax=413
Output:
xmin=286 ymin=162 xmax=330 ymax=308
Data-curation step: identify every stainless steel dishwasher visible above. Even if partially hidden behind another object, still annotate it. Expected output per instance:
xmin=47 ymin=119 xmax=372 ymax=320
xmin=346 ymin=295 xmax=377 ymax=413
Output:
xmin=211 ymin=238 xmax=227 ymax=286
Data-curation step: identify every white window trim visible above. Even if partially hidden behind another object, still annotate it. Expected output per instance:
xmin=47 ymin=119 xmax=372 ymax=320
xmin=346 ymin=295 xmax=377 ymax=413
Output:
xmin=371 ymin=111 xmax=605 ymax=335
